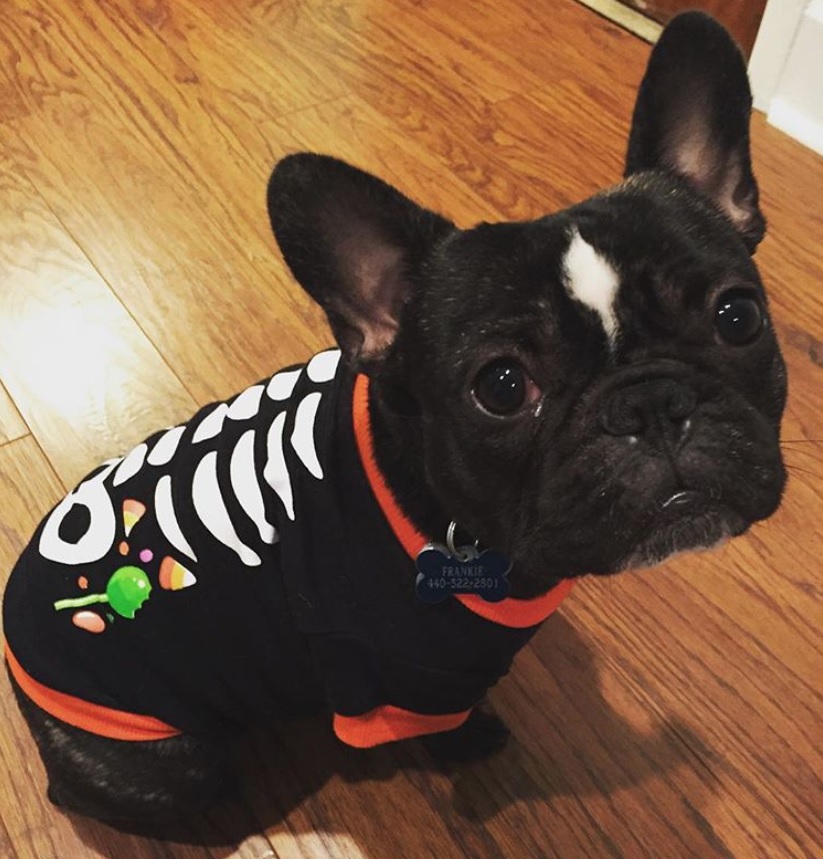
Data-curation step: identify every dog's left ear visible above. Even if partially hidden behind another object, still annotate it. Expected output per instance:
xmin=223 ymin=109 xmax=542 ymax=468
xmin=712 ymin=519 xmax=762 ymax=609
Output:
xmin=625 ymin=12 xmax=765 ymax=251
xmin=267 ymin=153 xmax=455 ymax=365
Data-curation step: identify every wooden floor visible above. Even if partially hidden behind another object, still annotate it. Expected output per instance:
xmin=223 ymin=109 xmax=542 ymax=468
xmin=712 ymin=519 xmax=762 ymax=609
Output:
xmin=0 ymin=1 xmax=821 ymax=856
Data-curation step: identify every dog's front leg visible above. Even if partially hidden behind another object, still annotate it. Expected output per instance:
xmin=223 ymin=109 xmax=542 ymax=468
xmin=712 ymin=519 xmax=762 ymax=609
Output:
xmin=420 ymin=706 xmax=510 ymax=763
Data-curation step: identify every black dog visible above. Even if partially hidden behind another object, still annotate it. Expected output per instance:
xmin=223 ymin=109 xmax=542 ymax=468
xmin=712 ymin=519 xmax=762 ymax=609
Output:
xmin=2 ymin=12 xmax=786 ymax=826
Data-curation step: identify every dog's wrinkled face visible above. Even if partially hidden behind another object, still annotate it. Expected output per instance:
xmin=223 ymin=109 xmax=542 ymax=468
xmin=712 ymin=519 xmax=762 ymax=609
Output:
xmin=267 ymin=12 xmax=787 ymax=594
xmin=391 ymin=174 xmax=786 ymax=585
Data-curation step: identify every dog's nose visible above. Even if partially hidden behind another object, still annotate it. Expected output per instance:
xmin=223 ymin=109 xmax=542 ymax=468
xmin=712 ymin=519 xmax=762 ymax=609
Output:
xmin=600 ymin=378 xmax=697 ymax=443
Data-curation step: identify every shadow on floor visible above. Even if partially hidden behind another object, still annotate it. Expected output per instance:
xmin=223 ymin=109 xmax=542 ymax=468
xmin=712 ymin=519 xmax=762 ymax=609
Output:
xmin=63 ymin=612 xmax=717 ymax=855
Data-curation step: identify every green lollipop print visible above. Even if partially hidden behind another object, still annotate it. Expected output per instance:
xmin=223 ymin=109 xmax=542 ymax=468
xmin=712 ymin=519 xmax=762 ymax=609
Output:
xmin=54 ymin=566 xmax=153 ymax=620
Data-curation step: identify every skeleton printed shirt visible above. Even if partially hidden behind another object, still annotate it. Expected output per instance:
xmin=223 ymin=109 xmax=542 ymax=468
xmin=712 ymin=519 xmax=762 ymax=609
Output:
xmin=3 ymin=350 xmax=573 ymax=746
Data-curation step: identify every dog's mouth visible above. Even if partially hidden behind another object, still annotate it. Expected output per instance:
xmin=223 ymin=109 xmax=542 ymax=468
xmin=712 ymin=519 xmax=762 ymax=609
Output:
xmin=619 ymin=490 xmax=748 ymax=570
xmin=502 ymin=488 xmax=747 ymax=596
xmin=661 ymin=490 xmax=709 ymax=511
xmin=500 ymin=442 xmax=783 ymax=595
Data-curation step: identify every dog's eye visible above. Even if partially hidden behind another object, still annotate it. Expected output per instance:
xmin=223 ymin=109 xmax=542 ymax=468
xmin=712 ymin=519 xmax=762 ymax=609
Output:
xmin=473 ymin=360 xmax=528 ymax=416
xmin=715 ymin=289 xmax=764 ymax=346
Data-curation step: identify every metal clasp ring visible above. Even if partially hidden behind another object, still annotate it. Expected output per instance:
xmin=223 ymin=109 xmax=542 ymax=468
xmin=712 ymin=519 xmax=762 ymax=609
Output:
xmin=446 ymin=521 xmax=479 ymax=562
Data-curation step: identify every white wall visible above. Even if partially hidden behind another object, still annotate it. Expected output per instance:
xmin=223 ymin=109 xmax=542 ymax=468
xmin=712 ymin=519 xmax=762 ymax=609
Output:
xmin=749 ymin=0 xmax=823 ymax=155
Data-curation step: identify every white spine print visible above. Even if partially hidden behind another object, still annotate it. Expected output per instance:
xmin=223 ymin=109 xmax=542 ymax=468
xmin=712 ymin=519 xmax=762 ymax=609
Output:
xmin=155 ymin=474 xmax=199 ymax=562
xmin=230 ymin=429 xmax=278 ymax=544
xmin=264 ymin=411 xmax=295 ymax=521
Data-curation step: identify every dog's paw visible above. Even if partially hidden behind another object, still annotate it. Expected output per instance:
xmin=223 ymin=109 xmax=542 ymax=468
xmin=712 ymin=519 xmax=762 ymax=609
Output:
xmin=421 ymin=708 xmax=510 ymax=764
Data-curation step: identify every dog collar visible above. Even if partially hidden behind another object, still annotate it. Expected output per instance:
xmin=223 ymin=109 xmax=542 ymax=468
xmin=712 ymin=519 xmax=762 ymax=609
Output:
xmin=351 ymin=374 xmax=573 ymax=628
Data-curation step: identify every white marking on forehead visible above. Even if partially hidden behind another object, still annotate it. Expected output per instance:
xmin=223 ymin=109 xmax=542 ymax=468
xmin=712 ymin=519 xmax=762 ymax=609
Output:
xmin=562 ymin=228 xmax=620 ymax=343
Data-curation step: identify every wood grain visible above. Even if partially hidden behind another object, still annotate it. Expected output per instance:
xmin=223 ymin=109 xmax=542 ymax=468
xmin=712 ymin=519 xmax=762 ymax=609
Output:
xmin=0 ymin=158 xmax=197 ymax=487
xmin=0 ymin=1 xmax=820 ymax=857
xmin=0 ymin=383 xmax=28 ymax=448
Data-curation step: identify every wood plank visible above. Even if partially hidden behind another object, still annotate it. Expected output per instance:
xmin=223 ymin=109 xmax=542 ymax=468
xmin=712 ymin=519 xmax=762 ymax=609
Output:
xmin=0 ymin=159 xmax=197 ymax=488
xmin=0 ymin=438 xmax=64 ymax=859
xmin=0 ymin=0 xmax=322 ymax=403
xmin=0 ymin=51 xmax=29 ymax=126
xmin=0 ymin=0 xmax=527 ymax=404
xmin=0 ymin=383 xmax=28 ymax=447
xmin=265 ymin=95 xmax=502 ymax=225
xmin=0 ymin=1 xmax=820 ymax=858
xmin=256 ymin=0 xmax=648 ymax=222
xmin=243 ymin=0 xmax=548 ymax=109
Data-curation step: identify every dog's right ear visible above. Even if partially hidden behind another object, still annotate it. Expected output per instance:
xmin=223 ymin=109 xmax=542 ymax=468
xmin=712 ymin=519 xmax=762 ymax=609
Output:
xmin=267 ymin=154 xmax=455 ymax=365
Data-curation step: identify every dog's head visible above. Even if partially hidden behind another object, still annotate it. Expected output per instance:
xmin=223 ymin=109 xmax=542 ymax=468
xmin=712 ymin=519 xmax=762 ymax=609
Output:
xmin=267 ymin=13 xmax=787 ymax=595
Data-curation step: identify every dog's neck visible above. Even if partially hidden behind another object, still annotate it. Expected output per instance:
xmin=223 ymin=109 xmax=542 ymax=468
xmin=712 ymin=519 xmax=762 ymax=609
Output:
xmin=365 ymin=377 xmax=453 ymax=545
xmin=362 ymin=373 xmax=565 ymax=601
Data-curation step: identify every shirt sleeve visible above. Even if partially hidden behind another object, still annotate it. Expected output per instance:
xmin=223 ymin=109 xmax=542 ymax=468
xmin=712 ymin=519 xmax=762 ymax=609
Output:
xmin=310 ymin=634 xmax=492 ymax=748
xmin=333 ymin=705 xmax=472 ymax=748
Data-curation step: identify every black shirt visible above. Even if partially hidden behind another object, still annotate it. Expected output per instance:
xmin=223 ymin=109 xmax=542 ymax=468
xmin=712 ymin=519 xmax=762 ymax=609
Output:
xmin=4 ymin=350 xmax=572 ymax=745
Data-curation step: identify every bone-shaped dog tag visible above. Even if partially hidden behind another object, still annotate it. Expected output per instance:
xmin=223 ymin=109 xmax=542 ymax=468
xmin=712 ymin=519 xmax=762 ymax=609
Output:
xmin=415 ymin=543 xmax=511 ymax=604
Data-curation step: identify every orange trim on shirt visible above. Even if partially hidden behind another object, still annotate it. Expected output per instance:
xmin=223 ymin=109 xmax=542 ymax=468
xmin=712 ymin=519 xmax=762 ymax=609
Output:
xmin=352 ymin=374 xmax=574 ymax=629
xmin=334 ymin=704 xmax=472 ymax=748
xmin=455 ymin=578 xmax=575 ymax=628
xmin=353 ymin=373 xmax=428 ymax=560
xmin=4 ymin=642 xmax=181 ymax=742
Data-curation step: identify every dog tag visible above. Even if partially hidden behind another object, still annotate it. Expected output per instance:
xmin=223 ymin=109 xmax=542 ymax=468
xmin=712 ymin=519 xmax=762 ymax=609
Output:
xmin=415 ymin=543 xmax=511 ymax=604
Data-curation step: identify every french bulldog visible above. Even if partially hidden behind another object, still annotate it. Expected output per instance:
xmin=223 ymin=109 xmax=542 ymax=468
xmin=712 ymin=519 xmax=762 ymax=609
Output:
xmin=2 ymin=11 xmax=786 ymax=827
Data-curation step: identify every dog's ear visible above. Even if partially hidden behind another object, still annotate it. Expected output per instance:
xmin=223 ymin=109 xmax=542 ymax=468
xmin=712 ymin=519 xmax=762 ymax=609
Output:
xmin=625 ymin=12 xmax=764 ymax=251
xmin=267 ymin=153 xmax=455 ymax=364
